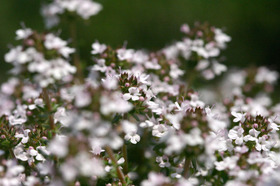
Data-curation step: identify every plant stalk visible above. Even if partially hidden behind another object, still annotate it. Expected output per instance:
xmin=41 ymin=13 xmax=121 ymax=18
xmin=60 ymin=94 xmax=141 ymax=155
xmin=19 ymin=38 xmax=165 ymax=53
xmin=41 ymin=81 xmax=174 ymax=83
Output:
xmin=183 ymin=157 xmax=191 ymax=178
xmin=69 ymin=19 xmax=83 ymax=82
xmin=42 ymin=88 xmax=55 ymax=133
xmin=122 ymin=144 xmax=129 ymax=174
xmin=105 ymin=146 xmax=126 ymax=185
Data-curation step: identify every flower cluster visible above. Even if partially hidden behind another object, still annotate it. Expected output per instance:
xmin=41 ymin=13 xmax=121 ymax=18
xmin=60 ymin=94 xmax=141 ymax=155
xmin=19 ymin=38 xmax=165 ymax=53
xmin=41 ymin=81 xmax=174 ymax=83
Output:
xmin=42 ymin=0 xmax=102 ymax=28
xmin=1 ymin=1 xmax=280 ymax=186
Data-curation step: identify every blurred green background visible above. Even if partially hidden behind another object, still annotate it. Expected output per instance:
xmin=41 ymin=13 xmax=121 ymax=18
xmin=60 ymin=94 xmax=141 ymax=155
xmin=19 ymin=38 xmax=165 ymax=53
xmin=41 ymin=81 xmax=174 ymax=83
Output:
xmin=1 ymin=0 xmax=280 ymax=83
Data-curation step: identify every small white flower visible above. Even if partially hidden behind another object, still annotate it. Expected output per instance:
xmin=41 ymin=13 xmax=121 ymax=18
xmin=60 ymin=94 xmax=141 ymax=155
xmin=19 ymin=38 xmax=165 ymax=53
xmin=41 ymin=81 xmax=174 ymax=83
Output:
xmin=231 ymin=111 xmax=246 ymax=123
xmin=15 ymin=28 xmax=33 ymax=40
xmin=15 ymin=129 xmax=30 ymax=144
xmin=91 ymin=41 xmax=107 ymax=54
xmin=122 ymin=120 xmax=140 ymax=144
xmin=228 ymin=126 xmax=244 ymax=145
xmin=123 ymin=87 xmax=141 ymax=101
xmin=152 ymin=124 xmax=168 ymax=138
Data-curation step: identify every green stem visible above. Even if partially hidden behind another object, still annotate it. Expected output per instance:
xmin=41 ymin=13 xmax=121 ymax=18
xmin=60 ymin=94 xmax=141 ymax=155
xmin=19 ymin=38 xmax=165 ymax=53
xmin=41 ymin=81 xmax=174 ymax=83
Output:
xmin=69 ymin=19 xmax=84 ymax=83
xmin=42 ymin=88 xmax=55 ymax=133
xmin=122 ymin=144 xmax=128 ymax=174
xmin=9 ymin=149 xmax=15 ymax=159
xmin=183 ymin=157 xmax=191 ymax=178
xmin=105 ymin=146 xmax=126 ymax=185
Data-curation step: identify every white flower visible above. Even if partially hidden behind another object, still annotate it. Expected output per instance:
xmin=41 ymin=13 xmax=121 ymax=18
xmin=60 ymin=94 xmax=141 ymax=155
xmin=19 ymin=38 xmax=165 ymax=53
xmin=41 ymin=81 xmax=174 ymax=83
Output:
xmin=190 ymin=94 xmax=205 ymax=108
xmin=185 ymin=128 xmax=204 ymax=146
xmin=268 ymin=118 xmax=280 ymax=132
xmin=15 ymin=28 xmax=33 ymax=40
xmin=255 ymin=136 xmax=271 ymax=152
xmin=117 ymin=48 xmax=134 ymax=61
xmin=231 ymin=111 xmax=246 ymax=123
xmin=54 ymin=107 xmax=68 ymax=125
xmin=44 ymin=34 xmax=75 ymax=58
xmin=141 ymin=172 xmax=170 ymax=186
xmin=215 ymin=156 xmax=239 ymax=171
xmin=91 ymin=41 xmax=107 ymax=54
xmin=9 ymin=105 xmax=27 ymax=125
xmin=100 ymin=92 xmax=133 ymax=115
xmin=13 ymin=145 xmax=28 ymax=161
xmin=76 ymin=152 xmax=105 ymax=177
xmin=164 ymin=133 xmax=186 ymax=155
xmin=166 ymin=113 xmax=183 ymax=130
xmin=5 ymin=46 xmax=31 ymax=64
xmin=214 ymin=28 xmax=231 ymax=48
xmin=76 ymin=0 xmax=102 ymax=19
xmin=152 ymin=124 xmax=168 ymax=138
xmin=48 ymin=135 xmax=68 ymax=157
xmin=140 ymin=120 xmax=154 ymax=128
xmin=102 ymin=74 xmax=118 ymax=90
xmin=90 ymin=138 xmax=104 ymax=155
xmin=15 ymin=129 xmax=30 ymax=144
xmin=123 ymin=87 xmax=141 ymax=101
xmin=169 ymin=64 xmax=184 ymax=79
xmin=212 ymin=61 xmax=227 ymax=75
xmin=228 ymin=126 xmax=244 ymax=145
xmin=255 ymin=67 xmax=278 ymax=84
xmin=122 ymin=120 xmax=140 ymax=144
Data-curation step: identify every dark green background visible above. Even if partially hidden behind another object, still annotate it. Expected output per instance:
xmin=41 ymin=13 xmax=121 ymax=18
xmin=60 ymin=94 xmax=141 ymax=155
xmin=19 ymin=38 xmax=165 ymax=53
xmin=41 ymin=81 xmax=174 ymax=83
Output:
xmin=1 ymin=0 xmax=280 ymax=83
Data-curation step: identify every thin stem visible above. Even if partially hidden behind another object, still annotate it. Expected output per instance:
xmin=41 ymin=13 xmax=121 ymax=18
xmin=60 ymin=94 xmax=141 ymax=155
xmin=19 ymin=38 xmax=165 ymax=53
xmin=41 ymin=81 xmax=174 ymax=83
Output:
xmin=183 ymin=157 xmax=191 ymax=178
xmin=122 ymin=144 xmax=128 ymax=174
xmin=105 ymin=146 xmax=126 ymax=185
xmin=69 ymin=19 xmax=84 ymax=82
xmin=42 ymin=88 xmax=55 ymax=133
xmin=9 ymin=149 xmax=15 ymax=159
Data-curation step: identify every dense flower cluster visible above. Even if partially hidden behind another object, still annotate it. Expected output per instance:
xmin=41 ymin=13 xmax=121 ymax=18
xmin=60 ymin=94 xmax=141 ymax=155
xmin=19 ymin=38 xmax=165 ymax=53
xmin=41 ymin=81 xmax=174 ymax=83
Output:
xmin=1 ymin=1 xmax=279 ymax=186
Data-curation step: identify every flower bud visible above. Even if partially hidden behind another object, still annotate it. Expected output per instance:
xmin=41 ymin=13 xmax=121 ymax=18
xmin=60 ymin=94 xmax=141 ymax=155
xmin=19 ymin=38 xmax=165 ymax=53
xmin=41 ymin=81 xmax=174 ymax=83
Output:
xmin=139 ymin=96 xmax=145 ymax=101
xmin=253 ymin=123 xmax=258 ymax=128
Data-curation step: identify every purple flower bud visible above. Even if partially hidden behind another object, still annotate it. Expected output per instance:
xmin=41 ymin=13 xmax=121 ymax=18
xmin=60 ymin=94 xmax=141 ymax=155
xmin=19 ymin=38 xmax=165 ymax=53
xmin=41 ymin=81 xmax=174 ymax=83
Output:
xmin=139 ymin=96 xmax=145 ymax=101
xmin=25 ymin=39 xmax=34 ymax=46
xmin=164 ymin=76 xmax=170 ymax=82
xmin=253 ymin=123 xmax=258 ymax=128
xmin=125 ymin=83 xmax=130 ymax=87
xmin=51 ymin=98 xmax=57 ymax=103
xmin=27 ymin=111 xmax=32 ymax=116
xmin=1 ymin=135 xmax=6 ymax=139
xmin=27 ymin=98 xmax=33 ymax=104
xmin=197 ymin=31 xmax=203 ymax=37
xmin=191 ymin=120 xmax=198 ymax=127
xmin=162 ymin=96 xmax=168 ymax=101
